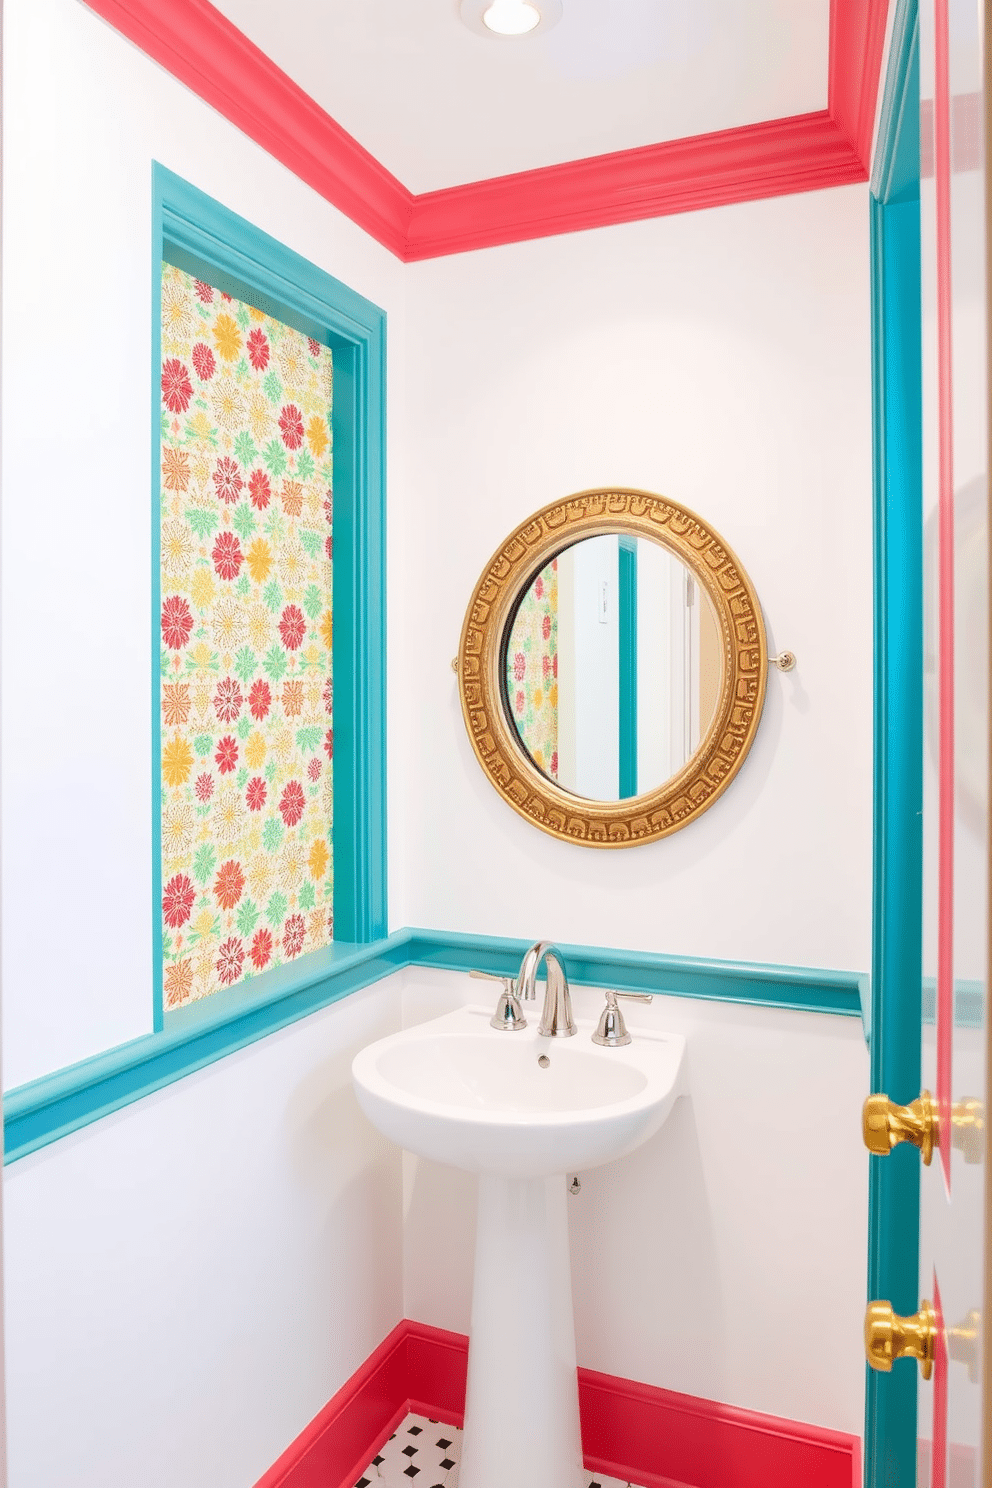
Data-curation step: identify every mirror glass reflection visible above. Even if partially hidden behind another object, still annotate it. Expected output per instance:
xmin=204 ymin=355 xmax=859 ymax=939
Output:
xmin=503 ymin=534 xmax=723 ymax=802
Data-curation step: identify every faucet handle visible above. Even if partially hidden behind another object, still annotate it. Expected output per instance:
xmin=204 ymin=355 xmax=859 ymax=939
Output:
xmin=591 ymin=989 xmax=651 ymax=1047
xmin=470 ymin=969 xmax=528 ymax=1032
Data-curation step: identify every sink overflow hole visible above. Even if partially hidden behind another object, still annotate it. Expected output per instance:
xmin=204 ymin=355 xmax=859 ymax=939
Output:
xmin=537 ymin=1054 xmax=550 ymax=1068
xmin=569 ymin=1177 xmax=581 ymax=1195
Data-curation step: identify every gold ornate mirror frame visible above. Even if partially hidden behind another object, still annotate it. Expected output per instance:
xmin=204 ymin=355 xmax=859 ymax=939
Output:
xmin=456 ymin=487 xmax=767 ymax=847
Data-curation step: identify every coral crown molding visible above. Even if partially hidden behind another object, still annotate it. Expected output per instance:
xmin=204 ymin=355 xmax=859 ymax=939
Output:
xmin=82 ymin=0 xmax=886 ymax=257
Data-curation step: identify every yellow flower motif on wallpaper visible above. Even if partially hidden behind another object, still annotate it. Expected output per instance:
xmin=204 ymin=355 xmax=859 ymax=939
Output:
xmin=161 ymin=275 xmax=196 ymax=349
xmin=319 ymin=610 xmax=333 ymax=650
xmin=248 ymin=392 xmax=273 ymax=443
xmin=190 ymin=567 xmax=217 ymax=612
xmin=306 ymin=415 xmax=329 ymax=459
xmin=247 ymin=604 xmax=271 ymax=652
xmin=246 ymin=853 xmax=272 ymax=902
xmin=278 ymin=838 xmax=305 ymax=892
xmin=162 ymin=735 xmax=194 ymax=787
xmin=162 ymin=520 xmax=195 ymax=579
xmin=308 ymin=838 xmax=329 ymax=881
xmin=210 ymin=377 xmax=245 ymax=433
xmin=272 ymin=727 xmax=295 ymax=764
xmin=192 ymin=907 xmax=217 ymax=940
xmin=186 ymin=410 xmax=215 ymax=446
xmin=211 ymin=594 xmax=248 ymax=652
xmin=213 ymin=783 xmax=244 ymax=844
xmin=548 ymin=684 xmax=558 ymax=709
xmin=212 ymin=312 xmax=242 ymax=363
xmin=244 ymin=732 xmax=266 ymax=769
xmin=163 ymin=800 xmax=196 ymax=862
xmin=533 ymin=689 xmax=543 ymax=710
xmin=188 ymin=640 xmax=215 ymax=672
xmin=248 ymin=304 xmax=265 ymax=322
xmin=279 ymin=539 xmax=306 ymax=590
xmin=245 ymin=538 xmax=273 ymax=586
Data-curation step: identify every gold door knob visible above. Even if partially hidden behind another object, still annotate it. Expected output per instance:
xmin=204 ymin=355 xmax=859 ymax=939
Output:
xmin=862 ymin=1090 xmax=936 ymax=1164
xmin=865 ymin=1300 xmax=937 ymax=1379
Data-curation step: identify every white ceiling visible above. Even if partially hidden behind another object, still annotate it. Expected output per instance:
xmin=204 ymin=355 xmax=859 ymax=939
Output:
xmin=211 ymin=0 xmax=831 ymax=194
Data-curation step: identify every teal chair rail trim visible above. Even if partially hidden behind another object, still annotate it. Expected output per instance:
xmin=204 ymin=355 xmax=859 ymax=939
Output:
xmin=3 ymin=930 xmax=864 ymax=1165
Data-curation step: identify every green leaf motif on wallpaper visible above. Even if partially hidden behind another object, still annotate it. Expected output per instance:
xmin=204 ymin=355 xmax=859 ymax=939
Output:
xmin=296 ymin=448 xmax=316 ymax=482
xmin=296 ymin=726 xmax=323 ymax=754
xmin=298 ymin=880 xmax=316 ymax=912
xmin=235 ymin=766 xmax=249 ymax=789
xmin=302 ymin=583 xmax=323 ymax=620
xmin=262 ymin=579 xmax=283 ymax=613
xmin=231 ymin=503 xmax=256 ymax=542
xmin=236 ymin=897 xmax=260 ymax=938
xmin=299 ymin=529 xmax=323 ymax=560
xmin=236 ymin=716 xmax=252 ymax=741
xmin=262 ymin=644 xmax=288 ymax=682
xmin=262 ymin=817 xmax=284 ymax=854
xmin=264 ymin=509 xmax=287 ymax=546
xmin=185 ymin=506 xmax=218 ymax=541
xmin=193 ymin=842 xmax=217 ymax=886
xmin=262 ymin=437 xmax=287 ymax=477
xmin=266 ymin=889 xmax=288 ymax=927
xmin=233 ymin=646 xmax=256 ymax=684
xmin=193 ymin=733 xmax=213 ymax=758
xmin=262 ymin=371 xmax=283 ymax=406
xmin=233 ymin=431 xmax=258 ymax=467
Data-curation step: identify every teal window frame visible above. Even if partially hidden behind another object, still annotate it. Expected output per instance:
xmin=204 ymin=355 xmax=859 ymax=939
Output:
xmin=151 ymin=163 xmax=387 ymax=1033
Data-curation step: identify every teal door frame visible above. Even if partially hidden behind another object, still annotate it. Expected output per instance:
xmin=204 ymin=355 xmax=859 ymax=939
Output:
xmin=866 ymin=2 xmax=924 ymax=1484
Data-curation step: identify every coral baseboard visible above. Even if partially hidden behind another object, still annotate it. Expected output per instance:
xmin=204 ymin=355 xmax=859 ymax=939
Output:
xmin=254 ymin=1320 xmax=861 ymax=1488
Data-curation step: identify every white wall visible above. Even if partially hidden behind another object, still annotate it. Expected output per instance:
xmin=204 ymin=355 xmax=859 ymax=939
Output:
xmin=401 ymin=969 xmax=870 ymax=1438
xmin=0 ymin=0 xmax=410 ymax=1092
xmin=401 ymin=185 xmax=873 ymax=973
xmin=3 ymin=974 xmax=406 ymax=1488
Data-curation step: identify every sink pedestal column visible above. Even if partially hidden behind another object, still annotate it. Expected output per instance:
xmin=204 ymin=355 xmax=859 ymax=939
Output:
xmin=459 ymin=1173 xmax=584 ymax=1488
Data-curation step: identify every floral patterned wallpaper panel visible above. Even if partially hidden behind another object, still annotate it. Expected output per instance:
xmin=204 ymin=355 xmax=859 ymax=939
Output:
xmin=505 ymin=559 xmax=558 ymax=780
xmin=159 ymin=264 xmax=334 ymax=1010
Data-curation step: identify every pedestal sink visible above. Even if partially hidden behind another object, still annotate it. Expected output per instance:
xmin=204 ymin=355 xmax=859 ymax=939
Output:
xmin=352 ymin=1003 xmax=686 ymax=1488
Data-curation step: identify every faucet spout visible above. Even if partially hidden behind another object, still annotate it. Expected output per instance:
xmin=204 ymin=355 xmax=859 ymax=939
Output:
xmin=517 ymin=941 xmax=576 ymax=1037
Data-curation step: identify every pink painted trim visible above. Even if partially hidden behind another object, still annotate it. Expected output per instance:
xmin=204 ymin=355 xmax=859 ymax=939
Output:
xmin=82 ymin=0 xmax=413 ymax=256
xmin=404 ymin=113 xmax=864 ymax=262
xmin=83 ymin=0 xmax=876 ymax=261
xmin=829 ymin=0 xmax=890 ymax=167
xmin=934 ymin=0 xmax=955 ymax=1189
xmin=255 ymin=1321 xmax=861 ymax=1488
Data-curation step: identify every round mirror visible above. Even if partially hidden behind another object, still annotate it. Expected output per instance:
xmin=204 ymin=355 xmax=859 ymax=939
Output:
xmin=503 ymin=536 xmax=723 ymax=801
xmin=457 ymin=488 xmax=767 ymax=847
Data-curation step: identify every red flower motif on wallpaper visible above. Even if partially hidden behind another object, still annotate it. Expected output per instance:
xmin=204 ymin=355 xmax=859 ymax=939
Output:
xmin=213 ymin=456 xmax=244 ymax=505
xmin=162 ymin=594 xmax=194 ymax=650
xmin=307 ymin=757 xmax=322 ymax=783
xmin=515 ymin=690 xmax=524 ymax=714
xmin=323 ymin=492 xmax=333 ymax=526
xmin=278 ymin=404 xmax=305 ymax=450
xmin=212 ymin=531 xmax=244 ymax=581
xmin=213 ymin=676 xmax=243 ymax=723
xmin=551 ymin=752 xmax=559 ymax=776
xmin=162 ymin=358 xmax=193 ymax=414
xmin=325 ymin=534 xmax=333 ymax=562
xmin=535 ymin=577 xmax=544 ymax=599
xmin=194 ymin=279 xmax=214 ymax=303
xmin=216 ymin=936 xmax=245 ymax=986
xmin=308 ymin=337 xmax=321 ymax=357
xmin=247 ymin=328 xmax=270 ymax=371
xmin=162 ymin=873 xmax=196 ymax=929
xmin=323 ymin=728 xmax=334 ymax=761
xmin=191 ymin=342 xmax=216 ymax=381
xmin=195 ymin=772 xmax=214 ymax=803
xmin=215 ymin=735 xmax=239 ymax=774
xmin=542 ymin=614 xmax=551 ymax=641
xmin=553 ymin=653 xmax=558 ymax=678
xmin=283 ymin=914 xmax=306 ymax=959
xmin=513 ymin=652 xmax=526 ymax=682
xmin=248 ymin=469 xmax=271 ymax=511
xmin=246 ymin=777 xmax=267 ymax=812
xmin=278 ymin=605 xmax=306 ymax=650
xmin=323 ymin=677 xmax=333 ymax=715
xmin=213 ymin=859 xmax=245 ymax=911
xmin=249 ymin=679 xmax=271 ymax=721
xmin=278 ymin=780 xmax=306 ymax=828
xmin=542 ymin=655 xmax=550 ymax=678
xmin=250 ymin=927 xmax=273 ymax=970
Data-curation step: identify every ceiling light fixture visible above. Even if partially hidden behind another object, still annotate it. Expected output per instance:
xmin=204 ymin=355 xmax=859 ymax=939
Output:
xmin=460 ymin=0 xmax=562 ymax=40
xmin=483 ymin=0 xmax=540 ymax=35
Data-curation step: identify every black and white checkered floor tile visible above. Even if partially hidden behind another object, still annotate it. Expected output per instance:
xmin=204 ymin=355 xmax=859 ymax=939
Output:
xmin=353 ymin=1412 xmax=645 ymax=1488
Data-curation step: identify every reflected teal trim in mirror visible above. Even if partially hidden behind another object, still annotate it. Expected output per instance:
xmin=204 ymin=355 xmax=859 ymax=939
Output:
xmin=618 ymin=536 xmax=638 ymax=798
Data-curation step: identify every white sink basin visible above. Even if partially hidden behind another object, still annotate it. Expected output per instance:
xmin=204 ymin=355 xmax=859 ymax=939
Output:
xmin=352 ymin=997 xmax=686 ymax=1488
xmin=351 ymin=1004 xmax=686 ymax=1177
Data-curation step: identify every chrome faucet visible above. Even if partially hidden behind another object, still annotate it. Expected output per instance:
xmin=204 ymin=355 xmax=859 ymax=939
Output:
xmin=518 ymin=941 xmax=576 ymax=1037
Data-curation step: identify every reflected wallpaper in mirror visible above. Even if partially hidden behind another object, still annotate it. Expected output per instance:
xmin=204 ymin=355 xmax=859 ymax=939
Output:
xmin=504 ymin=536 xmax=722 ymax=802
